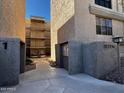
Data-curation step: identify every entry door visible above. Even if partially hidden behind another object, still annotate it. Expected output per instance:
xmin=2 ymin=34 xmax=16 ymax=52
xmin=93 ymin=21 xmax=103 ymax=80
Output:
xmin=62 ymin=43 xmax=68 ymax=70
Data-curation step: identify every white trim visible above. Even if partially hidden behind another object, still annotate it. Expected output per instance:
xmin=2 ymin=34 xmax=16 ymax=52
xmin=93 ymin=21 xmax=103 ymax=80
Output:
xmin=89 ymin=4 xmax=124 ymax=21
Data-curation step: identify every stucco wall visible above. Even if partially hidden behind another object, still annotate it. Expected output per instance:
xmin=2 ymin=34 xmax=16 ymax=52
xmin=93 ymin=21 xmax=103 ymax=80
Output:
xmin=74 ymin=0 xmax=124 ymax=77
xmin=58 ymin=16 xmax=75 ymax=44
xmin=75 ymin=0 xmax=96 ymax=43
xmin=52 ymin=0 xmax=124 ymax=77
xmin=51 ymin=0 xmax=124 ymax=59
xmin=83 ymin=42 xmax=117 ymax=78
xmin=51 ymin=0 xmax=75 ymax=60
xmin=0 ymin=0 xmax=25 ymax=42
xmin=75 ymin=0 xmax=124 ymax=43
xmin=113 ymin=20 xmax=124 ymax=37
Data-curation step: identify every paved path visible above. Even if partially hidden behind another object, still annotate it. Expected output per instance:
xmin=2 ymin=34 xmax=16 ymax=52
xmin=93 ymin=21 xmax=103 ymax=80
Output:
xmin=10 ymin=58 xmax=124 ymax=93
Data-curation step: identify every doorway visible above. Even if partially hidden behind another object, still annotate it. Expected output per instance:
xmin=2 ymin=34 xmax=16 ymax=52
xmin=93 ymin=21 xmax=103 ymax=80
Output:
xmin=61 ymin=43 xmax=69 ymax=70
xmin=20 ymin=42 xmax=26 ymax=73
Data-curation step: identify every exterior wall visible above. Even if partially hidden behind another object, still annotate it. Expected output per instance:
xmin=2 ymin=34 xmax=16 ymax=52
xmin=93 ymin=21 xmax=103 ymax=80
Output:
xmin=68 ymin=41 xmax=83 ymax=74
xmin=51 ymin=0 xmax=75 ymax=60
xmin=83 ymin=42 xmax=117 ymax=78
xmin=75 ymin=0 xmax=124 ymax=43
xmin=0 ymin=38 xmax=20 ymax=86
xmin=75 ymin=0 xmax=96 ymax=43
xmin=74 ymin=0 xmax=124 ymax=77
xmin=96 ymin=42 xmax=117 ymax=78
xmin=113 ymin=20 xmax=124 ymax=37
xmin=55 ymin=41 xmax=83 ymax=74
xmin=0 ymin=0 xmax=25 ymax=43
xmin=52 ymin=0 xmax=124 ymax=77
xmin=26 ymin=17 xmax=50 ymax=57
xmin=0 ymin=0 xmax=25 ymax=86
xmin=58 ymin=16 xmax=75 ymax=43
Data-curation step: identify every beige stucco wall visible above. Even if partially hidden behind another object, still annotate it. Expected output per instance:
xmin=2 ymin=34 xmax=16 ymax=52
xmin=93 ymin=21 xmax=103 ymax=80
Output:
xmin=75 ymin=0 xmax=96 ymax=43
xmin=51 ymin=0 xmax=75 ymax=60
xmin=51 ymin=0 xmax=124 ymax=60
xmin=75 ymin=0 xmax=124 ymax=43
xmin=0 ymin=0 xmax=25 ymax=42
xmin=58 ymin=16 xmax=75 ymax=44
xmin=113 ymin=20 xmax=124 ymax=37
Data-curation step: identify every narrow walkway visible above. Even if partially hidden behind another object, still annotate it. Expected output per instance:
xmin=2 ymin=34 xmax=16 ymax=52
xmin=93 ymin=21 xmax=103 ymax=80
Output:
xmin=16 ymin=58 xmax=124 ymax=93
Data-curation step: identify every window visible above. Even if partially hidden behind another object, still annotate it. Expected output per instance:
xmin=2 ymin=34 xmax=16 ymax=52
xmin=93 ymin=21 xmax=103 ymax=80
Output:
xmin=96 ymin=16 xmax=112 ymax=35
xmin=62 ymin=43 xmax=68 ymax=56
xmin=95 ymin=0 xmax=112 ymax=9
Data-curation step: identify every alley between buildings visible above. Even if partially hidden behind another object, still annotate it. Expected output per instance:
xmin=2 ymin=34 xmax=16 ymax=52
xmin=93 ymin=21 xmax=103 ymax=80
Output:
xmin=8 ymin=58 xmax=124 ymax=93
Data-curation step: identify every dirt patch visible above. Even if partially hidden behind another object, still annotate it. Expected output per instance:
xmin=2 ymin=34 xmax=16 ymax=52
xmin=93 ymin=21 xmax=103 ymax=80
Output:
xmin=100 ymin=68 xmax=124 ymax=84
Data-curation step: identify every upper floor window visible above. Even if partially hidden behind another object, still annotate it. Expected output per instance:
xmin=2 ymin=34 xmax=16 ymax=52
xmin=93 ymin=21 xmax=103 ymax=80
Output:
xmin=95 ymin=0 xmax=112 ymax=9
xmin=96 ymin=16 xmax=112 ymax=35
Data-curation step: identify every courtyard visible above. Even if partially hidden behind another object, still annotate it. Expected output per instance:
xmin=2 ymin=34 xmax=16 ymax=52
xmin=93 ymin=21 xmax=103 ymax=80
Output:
xmin=3 ymin=58 xmax=124 ymax=93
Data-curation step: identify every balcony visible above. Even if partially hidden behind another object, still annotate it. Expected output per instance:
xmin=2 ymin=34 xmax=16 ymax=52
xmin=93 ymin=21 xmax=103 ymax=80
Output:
xmin=26 ymin=37 xmax=50 ymax=40
xmin=30 ymin=25 xmax=46 ymax=31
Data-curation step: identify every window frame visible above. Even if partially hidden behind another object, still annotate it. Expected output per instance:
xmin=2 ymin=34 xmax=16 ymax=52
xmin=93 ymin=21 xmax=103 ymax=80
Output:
xmin=62 ymin=43 xmax=68 ymax=57
xmin=95 ymin=0 xmax=112 ymax=9
xmin=96 ymin=16 xmax=113 ymax=36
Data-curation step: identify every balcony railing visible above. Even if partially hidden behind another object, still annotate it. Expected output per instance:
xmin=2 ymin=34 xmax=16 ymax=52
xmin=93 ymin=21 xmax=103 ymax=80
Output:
xmin=30 ymin=25 xmax=46 ymax=31
xmin=26 ymin=37 xmax=50 ymax=40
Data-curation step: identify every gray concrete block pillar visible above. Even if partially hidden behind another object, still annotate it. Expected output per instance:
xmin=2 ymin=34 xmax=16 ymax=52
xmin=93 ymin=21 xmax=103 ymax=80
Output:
xmin=0 ymin=38 xmax=20 ymax=86
xmin=68 ymin=41 xmax=83 ymax=74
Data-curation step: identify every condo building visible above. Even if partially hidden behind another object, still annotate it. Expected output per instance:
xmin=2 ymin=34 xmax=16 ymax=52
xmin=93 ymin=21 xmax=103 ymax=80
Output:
xmin=26 ymin=16 xmax=50 ymax=57
xmin=51 ymin=0 xmax=124 ymax=78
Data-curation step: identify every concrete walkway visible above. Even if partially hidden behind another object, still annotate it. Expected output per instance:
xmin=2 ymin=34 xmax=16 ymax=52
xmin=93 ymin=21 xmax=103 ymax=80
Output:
xmin=11 ymin=58 xmax=124 ymax=93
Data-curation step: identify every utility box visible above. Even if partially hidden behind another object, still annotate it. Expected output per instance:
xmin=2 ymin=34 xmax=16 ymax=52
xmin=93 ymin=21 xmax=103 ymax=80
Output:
xmin=0 ymin=38 xmax=20 ymax=86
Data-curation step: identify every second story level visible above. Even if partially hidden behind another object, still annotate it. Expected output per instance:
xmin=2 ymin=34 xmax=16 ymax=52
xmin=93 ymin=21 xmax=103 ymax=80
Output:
xmin=51 ymin=0 xmax=124 ymax=32
xmin=26 ymin=16 xmax=50 ymax=40
xmin=89 ymin=0 xmax=124 ymax=22
xmin=30 ymin=16 xmax=46 ymax=31
xmin=93 ymin=0 xmax=124 ymax=13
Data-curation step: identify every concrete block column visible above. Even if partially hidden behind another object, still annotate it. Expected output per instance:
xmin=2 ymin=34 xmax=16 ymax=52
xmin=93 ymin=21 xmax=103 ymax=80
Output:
xmin=0 ymin=38 xmax=20 ymax=86
xmin=68 ymin=41 xmax=83 ymax=74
